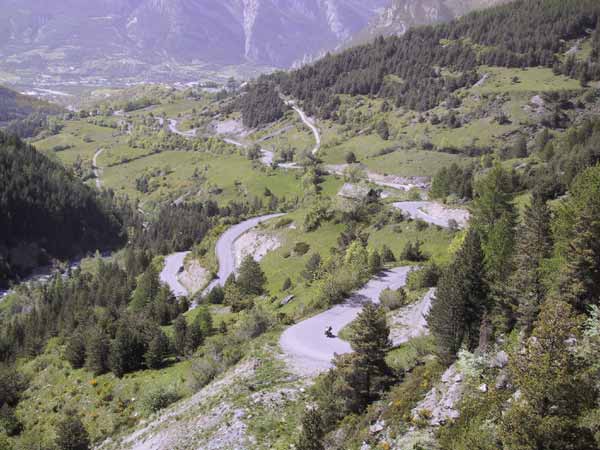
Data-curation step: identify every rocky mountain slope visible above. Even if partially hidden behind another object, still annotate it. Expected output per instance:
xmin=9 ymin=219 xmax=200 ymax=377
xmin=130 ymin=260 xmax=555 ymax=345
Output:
xmin=0 ymin=0 xmax=389 ymax=83
xmin=349 ymin=0 xmax=510 ymax=46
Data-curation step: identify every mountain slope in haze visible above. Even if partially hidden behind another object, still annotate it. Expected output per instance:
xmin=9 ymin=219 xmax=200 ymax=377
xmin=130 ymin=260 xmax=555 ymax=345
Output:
xmin=0 ymin=85 xmax=62 ymax=123
xmin=349 ymin=0 xmax=510 ymax=46
xmin=0 ymin=0 xmax=389 ymax=83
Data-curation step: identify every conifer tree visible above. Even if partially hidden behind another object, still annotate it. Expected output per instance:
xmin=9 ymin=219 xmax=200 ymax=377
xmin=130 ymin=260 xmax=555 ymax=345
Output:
xmin=427 ymin=229 xmax=488 ymax=363
xmin=236 ymin=256 xmax=266 ymax=296
xmin=510 ymin=194 xmax=553 ymax=332
xmin=65 ymin=332 xmax=86 ymax=369
xmin=84 ymin=328 xmax=110 ymax=375
xmin=296 ymin=408 xmax=325 ymax=450
xmin=500 ymin=299 xmax=595 ymax=449
xmin=55 ymin=412 xmax=90 ymax=450
xmin=348 ymin=302 xmax=393 ymax=403
xmin=144 ymin=330 xmax=169 ymax=369
xmin=173 ymin=316 xmax=188 ymax=357
xmin=109 ymin=324 xmax=146 ymax=377
xmin=559 ymin=203 xmax=600 ymax=313
xmin=130 ymin=264 xmax=160 ymax=311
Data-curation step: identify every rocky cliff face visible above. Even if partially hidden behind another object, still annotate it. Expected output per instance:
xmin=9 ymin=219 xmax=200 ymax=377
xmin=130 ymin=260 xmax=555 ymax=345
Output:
xmin=0 ymin=0 xmax=388 ymax=78
xmin=349 ymin=0 xmax=510 ymax=47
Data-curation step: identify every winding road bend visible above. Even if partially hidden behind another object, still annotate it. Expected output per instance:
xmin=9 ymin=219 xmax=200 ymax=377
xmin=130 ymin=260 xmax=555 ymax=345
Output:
xmin=92 ymin=148 xmax=105 ymax=189
xmin=289 ymin=103 xmax=321 ymax=156
xmin=280 ymin=266 xmax=435 ymax=377
xmin=159 ymin=214 xmax=285 ymax=301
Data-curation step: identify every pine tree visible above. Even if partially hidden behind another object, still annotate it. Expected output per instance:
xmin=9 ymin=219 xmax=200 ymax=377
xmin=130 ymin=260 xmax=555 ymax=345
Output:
xmin=368 ymin=248 xmax=382 ymax=275
xmin=500 ymin=299 xmax=595 ymax=449
xmin=84 ymin=328 xmax=110 ymax=375
xmin=296 ymin=408 xmax=325 ymax=450
xmin=65 ymin=332 xmax=86 ymax=369
xmin=173 ymin=316 xmax=188 ymax=357
xmin=302 ymin=253 xmax=322 ymax=281
xmin=427 ymin=230 xmax=488 ymax=363
xmin=559 ymin=203 xmax=600 ymax=313
xmin=236 ymin=255 xmax=266 ymax=296
xmin=130 ymin=265 xmax=160 ymax=311
xmin=144 ymin=330 xmax=169 ymax=369
xmin=55 ymin=412 xmax=90 ymax=450
xmin=348 ymin=302 xmax=393 ymax=404
xmin=109 ymin=324 xmax=146 ymax=377
xmin=510 ymin=194 xmax=553 ymax=332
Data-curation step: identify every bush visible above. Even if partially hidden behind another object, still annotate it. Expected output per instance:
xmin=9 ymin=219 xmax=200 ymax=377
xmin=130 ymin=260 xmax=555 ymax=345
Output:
xmin=207 ymin=286 xmax=225 ymax=304
xmin=381 ymin=245 xmax=396 ymax=263
xmin=415 ymin=219 xmax=429 ymax=231
xmin=293 ymin=241 xmax=310 ymax=256
xmin=141 ymin=385 xmax=181 ymax=414
xmin=379 ymin=288 xmax=408 ymax=311
xmin=282 ymin=277 xmax=292 ymax=291
xmin=406 ymin=263 xmax=441 ymax=290
xmin=400 ymin=241 xmax=427 ymax=262
xmin=191 ymin=356 xmax=221 ymax=389
xmin=235 ymin=306 xmax=274 ymax=340
xmin=274 ymin=217 xmax=293 ymax=229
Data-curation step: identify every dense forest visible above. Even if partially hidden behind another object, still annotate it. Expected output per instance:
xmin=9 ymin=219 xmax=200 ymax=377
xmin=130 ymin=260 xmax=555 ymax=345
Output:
xmin=237 ymin=80 xmax=286 ymax=128
xmin=252 ymin=0 xmax=600 ymax=118
xmin=0 ymin=132 xmax=129 ymax=288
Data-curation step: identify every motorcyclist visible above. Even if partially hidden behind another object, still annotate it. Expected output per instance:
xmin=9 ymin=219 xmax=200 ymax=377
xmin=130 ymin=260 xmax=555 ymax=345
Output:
xmin=325 ymin=326 xmax=334 ymax=338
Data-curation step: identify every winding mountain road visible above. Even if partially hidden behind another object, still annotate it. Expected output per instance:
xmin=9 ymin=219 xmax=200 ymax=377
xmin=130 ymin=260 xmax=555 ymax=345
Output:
xmin=92 ymin=148 xmax=105 ymax=189
xmin=280 ymin=266 xmax=433 ymax=377
xmin=159 ymin=214 xmax=285 ymax=301
xmin=168 ymin=119 xmax=197 ymax=138
xmin=290 ymin=103 xmax=321 ymax=156
xmin=201 ymin=213 xmax=285 ymax=297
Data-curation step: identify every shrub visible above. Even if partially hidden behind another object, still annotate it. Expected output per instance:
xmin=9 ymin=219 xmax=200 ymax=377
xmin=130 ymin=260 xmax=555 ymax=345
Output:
xmin=235 ymin=306 xmax=274 ymax=340
xmin=207 ymin=286 xmax=225 ymax=304
xmin=282 ymin=277 xmax=292 ymax=291
xmin=406 ymin=263 xmax=441 ymax=290
xmin=379 ymin=288 xmax=408 ymax=311
xmin=191 ymin=356 xmax=220 ymax=389
xmin=293 ymin=241 xmax=310 ymax=256
xmin=415 ymin=219 xmax=429 ymax=231
xmin=274 ymin=217 xmax=293 ymax=228
xmin=400 ymin=241 xmax=427 ymax=262
xmin=381 ymin=245 xmax=396 ymax=263
xmin=141 ymin=385 xmax=181 ymax=414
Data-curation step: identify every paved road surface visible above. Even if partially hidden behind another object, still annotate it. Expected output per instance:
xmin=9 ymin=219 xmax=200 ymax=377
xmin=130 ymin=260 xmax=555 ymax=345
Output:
xmin=159 ymin=214 xmax=285 ymax=300
xmin=201 ymin=213 xmax=285 ymax=297
xmin=159 ymin=252 xmax=190 ymax=298
xmin=92 ymin=148 xmax=104 ymax=189
xmin=280 ymin=267 xmax=412 ymax=376
xmin=168 ymin=119 xmax=197 ymax=138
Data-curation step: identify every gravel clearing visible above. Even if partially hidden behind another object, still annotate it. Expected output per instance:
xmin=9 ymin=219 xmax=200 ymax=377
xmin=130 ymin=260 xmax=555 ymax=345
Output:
xmin=393 ymin=201 xmax=470 ymax=228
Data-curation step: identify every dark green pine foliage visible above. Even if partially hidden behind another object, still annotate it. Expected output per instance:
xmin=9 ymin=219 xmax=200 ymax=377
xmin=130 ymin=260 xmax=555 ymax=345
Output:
xmin=130 ymin=264 xmax=161 ymax=311
xmin=239 ymin=80 xmax=286 ymax=128
xmin=84 ymin=328 xmax=110 ymax=375
xmin=144 ymin=330 xmax=170 ymax=370
xmin=54 ymin=412 xmax=90 ymax=450
xmin=427 ymin=229 xmax=488 ymax=364
xmin=296 ymin=408 xmax=325 ymax=450
xmin=65 ymin=332 xmax=87 ymax=369
xmin=559 ymin=202 xmax=600 ymax=313
xmin=173 ymin=316 xmax=188 ymax=357
xmin=109 ymin=323 xmax=147 ymax=378
xmin=236 ymin=255 xmax=267 ymax=296
xmin=472 ymin=164 xmax=516 ymax=282
xmin=511 ymin=194 xmax=553 ymax=332
xmin=348 ymin=302 xmax=393 ymax=403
